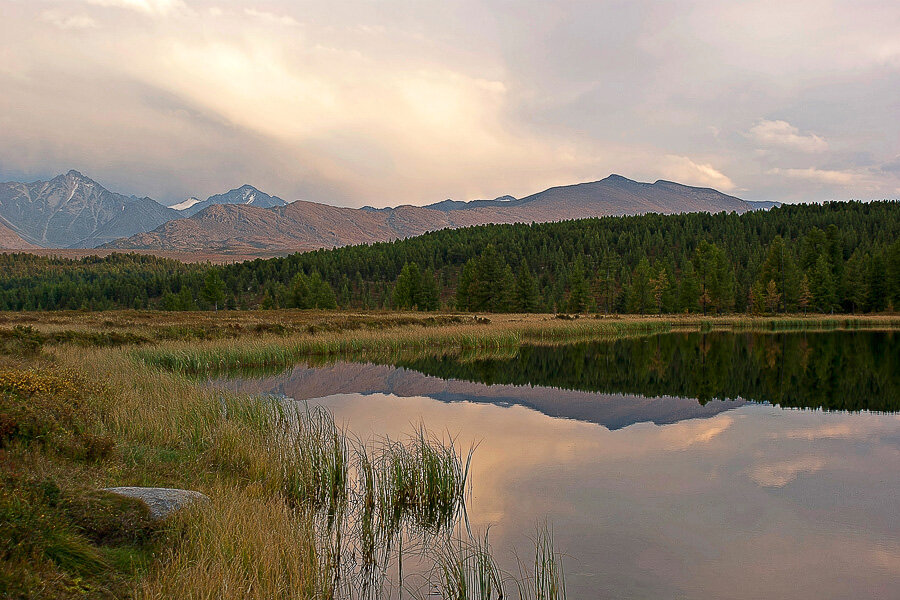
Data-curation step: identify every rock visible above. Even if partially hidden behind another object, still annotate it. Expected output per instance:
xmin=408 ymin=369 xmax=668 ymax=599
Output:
xmin=103 ymin=487 xmax=209 ymax=520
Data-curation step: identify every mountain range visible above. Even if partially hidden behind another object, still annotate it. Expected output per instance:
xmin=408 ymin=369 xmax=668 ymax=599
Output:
xmin=0 ymin=170 xmax=774 ymax=253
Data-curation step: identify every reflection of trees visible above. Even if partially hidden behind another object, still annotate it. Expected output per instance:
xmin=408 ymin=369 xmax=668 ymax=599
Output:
xmin=390 ymin=332 xmax=899 ymax=412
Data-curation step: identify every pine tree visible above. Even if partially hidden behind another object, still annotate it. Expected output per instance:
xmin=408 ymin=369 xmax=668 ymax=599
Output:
xmin=567 ymin=259 xmax=590 ymax=313
xmin=498 ymin=265 xmax=517 ymax=312
xmin=627 ymin=258 xmax=653 ymax=314
xmin=888 ymin=239 xmax=900 ymax=309
xmin=798 ymin=274 xmax=812 ymax=314
xmin=290 ymin=272 xmax=311 ymax=308
xmin=757 ymin=235 xmax=800 ymax=311
xmin=176 ymin=286 xmax=196 ymax=310
xmin=866 ymin=253 xmax=888 ymax=312
xmin=308 ymin=271 xmax=337 ymax=309
xmin=651 ymin=267 xmax=669 ymax=314
xmin=764 ymin=279 xmax=781 ymax=313
xmin=456 ymin=259 xmax=477 ymax=311
xmin=393 ymin=262 xmax=423 ymax=309
xmin=516 ymin=262 xmax=541 ymax=313
xmin=811 ymin=254 xmax=836 ymax=312
xmin=201 ymin=270 xmax=226 ymax=310
xmin=749 ymin=280 xmax=765 ymax=314
xmin=678 ymin=260 xmax=700 ymax=313
xmin=419 ymin=269 xmax=440 ymax=310
xmin=597 ymin=252 xmax=620 ymax=314
xmin=844 ymin=251 xmax=867 ymax=312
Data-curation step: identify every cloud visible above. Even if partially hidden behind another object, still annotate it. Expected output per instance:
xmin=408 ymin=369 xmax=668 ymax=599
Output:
xmin=769 ymin=167 xmax=858 ymax=185
xmin=660 ymin=415 xmax=733 ymax=450
xmin=86 ymin=0 xmax=187 ymax=16
xmin=244 ymin=8 xmax=299 ymax=27
xmin=748 ymin=456 xmax=826 ymax=488
xmin=880 ymin=156 xmax=900 ymax=174
xmin=1 ymin=1 xmax=899 ymax=205
xmin=778 ymin=416 xmax=900 ymax=441
xmin=40 ymin=10 xmax=98 ymax=30
xmin=750 ymin=120 xmax=828 ymax=153
xmin=660 ymin=156 xmax=735 ymax=191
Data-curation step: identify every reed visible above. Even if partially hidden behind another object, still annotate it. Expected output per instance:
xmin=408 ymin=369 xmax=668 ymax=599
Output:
xmin=430 ymin=531 xmax=505 ymax=600
xmin=517 ymin=526 xmax=566 ymax=600
xmin=275 ymin=403 xmax=349 ymax=521
xmin=373 ymin=427 xmax=472 ymax=537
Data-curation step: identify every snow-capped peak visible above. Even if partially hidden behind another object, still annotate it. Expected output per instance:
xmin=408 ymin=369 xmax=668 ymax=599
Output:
xmin=171 ymin=197 xmax=202 ymax=211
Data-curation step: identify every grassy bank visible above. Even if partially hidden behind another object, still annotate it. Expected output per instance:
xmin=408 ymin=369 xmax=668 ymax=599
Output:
xmin=123 ymin=312 xmax=900 ymax=374
xmin=2 ymin=310 xmax=898 ymax=598
xmin=0 ymin=311 xmax=588 ymax=598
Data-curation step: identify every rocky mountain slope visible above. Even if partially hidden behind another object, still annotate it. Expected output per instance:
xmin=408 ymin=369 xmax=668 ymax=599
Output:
xmin=0 ymin=171 xmax=176 ymax=248
xmin=108 ymin=175 xmax=760 ymax=252
xmin=0 ymin=219 xmax=37 ymax=249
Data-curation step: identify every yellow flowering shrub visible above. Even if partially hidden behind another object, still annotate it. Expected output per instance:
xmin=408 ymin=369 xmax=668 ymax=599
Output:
xmin=0 ymin=368 xmax=112 ymax=461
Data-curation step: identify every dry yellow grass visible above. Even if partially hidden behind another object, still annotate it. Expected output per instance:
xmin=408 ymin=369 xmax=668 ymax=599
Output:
xmin=137 ymin=485 xmax=323 ymax=600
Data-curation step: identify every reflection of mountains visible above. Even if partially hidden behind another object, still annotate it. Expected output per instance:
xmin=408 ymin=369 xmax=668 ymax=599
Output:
xmin=218 ymin=362 xmax=746 ymax=430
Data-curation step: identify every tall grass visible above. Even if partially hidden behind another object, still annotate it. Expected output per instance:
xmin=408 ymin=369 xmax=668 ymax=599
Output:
xmin=132 ymin=315 xmax=900 ymax=376
xmin=137 ymin=485 xmax=326 ymax=600
xmin=430 ymin=531 xmax=505 ymax=600
xmin=275 ymin=404 xmax=349 ymax=520
xmin=374 ymin=428 xmax=472 ymax=536
xmin=517 ymin=526 xmax=566 ymax=600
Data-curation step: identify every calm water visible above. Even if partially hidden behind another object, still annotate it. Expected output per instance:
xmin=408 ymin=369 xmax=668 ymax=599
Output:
xmin=215 ymin=331 xmax=900 ymax=599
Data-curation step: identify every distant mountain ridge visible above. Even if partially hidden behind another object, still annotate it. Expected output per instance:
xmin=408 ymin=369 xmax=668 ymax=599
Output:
xmin=0 ymin=174 xmax=290 ymax=249
xmin=170 ymin=184 xmax=287 ymax=217
xmin=108 ymin=174 xmax=766 ymax=252
xmin=0 ymin=170 xmax=777 ymax=252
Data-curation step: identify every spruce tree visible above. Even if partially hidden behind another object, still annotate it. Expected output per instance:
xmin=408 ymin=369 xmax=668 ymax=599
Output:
xmin=567 ymin=259 xmax=590 ymax=313
xmin=516 ymin=262 xmax=541 ymax=312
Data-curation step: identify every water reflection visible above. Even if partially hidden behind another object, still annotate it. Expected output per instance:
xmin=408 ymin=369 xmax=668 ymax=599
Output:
xmin=390 ymin=331 xmax=899 ymax=412
xmin=212 ymin=331 xmax=900 ymax=599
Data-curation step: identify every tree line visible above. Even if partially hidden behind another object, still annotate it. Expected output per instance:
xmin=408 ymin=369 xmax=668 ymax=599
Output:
xmin=390 ymin=331 xmax=900 ymax=411
xmin=1 ymin=200 xmax=898 ymax=313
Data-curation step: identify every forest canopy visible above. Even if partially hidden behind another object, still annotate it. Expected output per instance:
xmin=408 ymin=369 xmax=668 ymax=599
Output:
xmin=1 ymin=201 xmax=899 ymax=314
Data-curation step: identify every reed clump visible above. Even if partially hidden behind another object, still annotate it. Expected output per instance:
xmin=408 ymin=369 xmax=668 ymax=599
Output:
xmin=275 ymin=404 xmax=349 ymax=520
xmin=430 ymin=532 xmax=505 ymax=600
xmin=373 ymin=428 xmax=472 ymax=536
xmin=517 ymin=526 xmax=567 ymax=600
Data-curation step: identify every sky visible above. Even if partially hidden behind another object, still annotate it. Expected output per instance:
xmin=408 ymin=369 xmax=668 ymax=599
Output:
xmin=1 ymin=0 xmax=898 ymax=208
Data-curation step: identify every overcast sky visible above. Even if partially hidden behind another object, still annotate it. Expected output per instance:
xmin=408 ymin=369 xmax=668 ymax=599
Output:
xmin=1 ymin=0 xmax=898 ymax=207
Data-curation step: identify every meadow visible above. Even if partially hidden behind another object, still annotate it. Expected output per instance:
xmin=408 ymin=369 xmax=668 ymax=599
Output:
xmin=2 ymin=310 xmax=898 ymax=598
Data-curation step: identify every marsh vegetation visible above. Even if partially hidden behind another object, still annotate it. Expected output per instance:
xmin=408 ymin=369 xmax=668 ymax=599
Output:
xmin=2 ymin=310 xmax=899 ymax=598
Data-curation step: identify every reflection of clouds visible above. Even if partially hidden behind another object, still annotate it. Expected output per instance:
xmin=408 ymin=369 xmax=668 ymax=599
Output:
xmin=659 ymin=415 xmax=733 ymax=450
xmin=872 ymin=547 xmax=900 ymax=574
xmin=263 ymin=390 xmax=900 ymax=599
xmin=779 ymin=416 xmax=900 ymax=441
xmin=748 ymin=456 xmax=826 ymax=487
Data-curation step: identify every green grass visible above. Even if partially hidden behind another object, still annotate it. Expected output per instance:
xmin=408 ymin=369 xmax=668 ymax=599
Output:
xmin=517 ymin=526 xmax=566 ymax=600
xmin=432 ymin=531 xmax=505 ymax=600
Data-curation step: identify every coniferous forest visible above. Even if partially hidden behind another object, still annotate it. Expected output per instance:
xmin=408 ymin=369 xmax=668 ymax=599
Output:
xmin=2 ymin=201 xmax=899 ymax=313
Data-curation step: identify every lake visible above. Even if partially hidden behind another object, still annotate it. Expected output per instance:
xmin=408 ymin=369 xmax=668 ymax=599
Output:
xmin=213 ymin=330 xmax=900 ymax=599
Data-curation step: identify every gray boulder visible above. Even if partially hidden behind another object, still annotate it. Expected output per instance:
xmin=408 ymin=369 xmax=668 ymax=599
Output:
xmin=103 ymin=487 xmax=209 ymax=520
